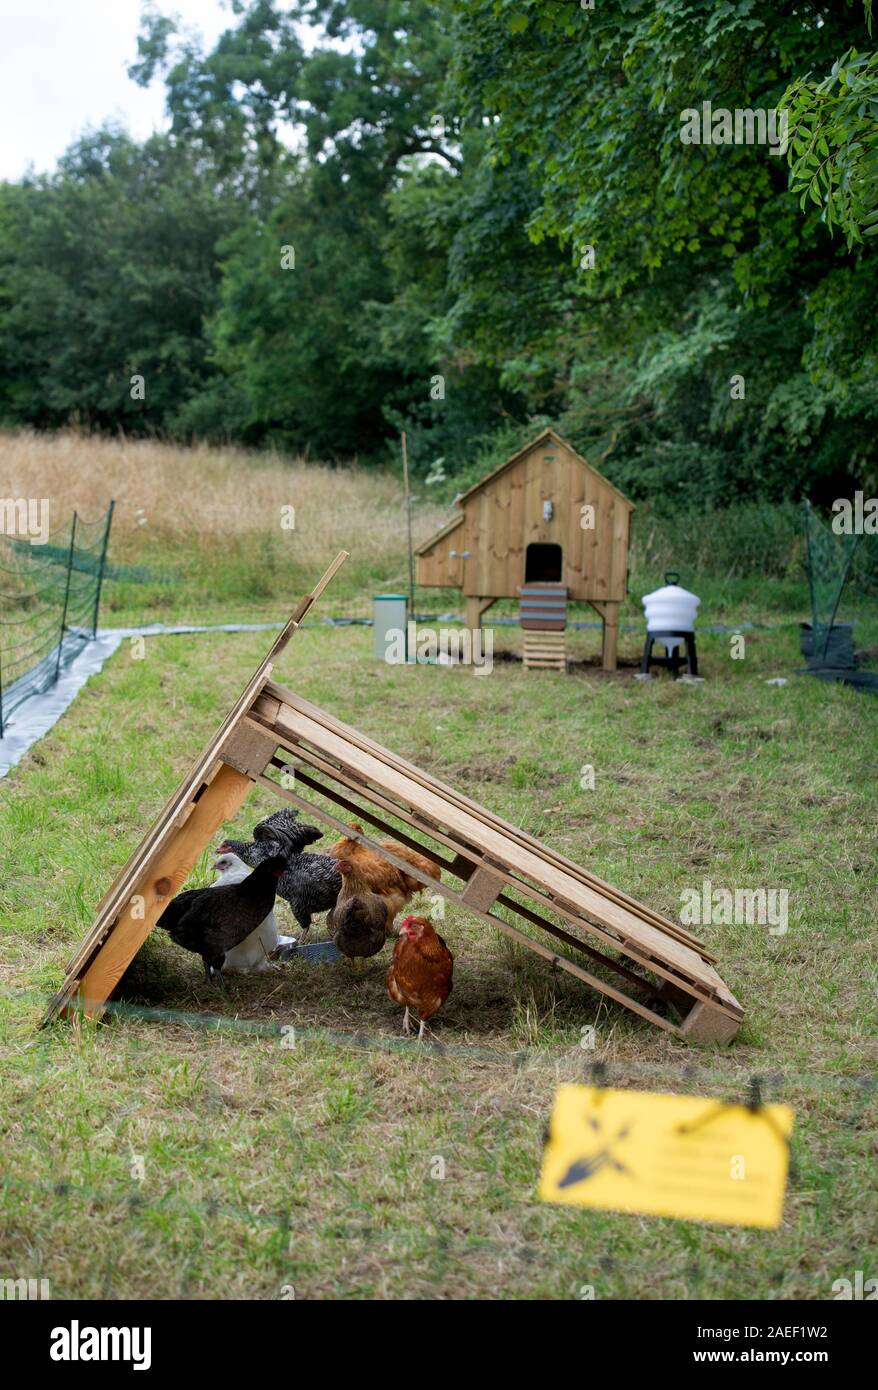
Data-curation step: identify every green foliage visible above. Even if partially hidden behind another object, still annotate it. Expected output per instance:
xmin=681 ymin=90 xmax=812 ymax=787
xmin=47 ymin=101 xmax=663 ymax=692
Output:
xmin=445 ymin=0 xmax=877 ymax=503
xmin=784 ymin=44 xmax=878 ymax=247
xmin=0 ymin=131 xmax=235 ymax=431
xmin=0 ymin=0 xmax=875 ymax=510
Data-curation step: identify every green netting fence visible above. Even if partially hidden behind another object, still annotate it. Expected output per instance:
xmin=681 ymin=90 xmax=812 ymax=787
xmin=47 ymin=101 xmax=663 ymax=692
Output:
xmin=0 ymin=502 xmax=114 ymax=736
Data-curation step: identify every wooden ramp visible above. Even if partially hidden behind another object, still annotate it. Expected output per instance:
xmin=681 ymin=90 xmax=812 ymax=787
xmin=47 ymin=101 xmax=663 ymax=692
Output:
xmin=523 ymin=630 xmax=567 ymax=671
xmin=43 ymin=555 xmax=743 ymax=1042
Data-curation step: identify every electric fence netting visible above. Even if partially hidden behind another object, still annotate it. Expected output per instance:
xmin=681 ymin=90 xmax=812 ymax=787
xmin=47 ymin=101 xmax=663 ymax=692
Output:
xmin=0 ymin=501 xmax=114 ymax=736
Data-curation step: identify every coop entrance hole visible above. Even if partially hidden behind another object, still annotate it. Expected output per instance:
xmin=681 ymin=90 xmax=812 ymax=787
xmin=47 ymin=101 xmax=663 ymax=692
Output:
xmin=525 ymin=543 xmax=563 ymax=583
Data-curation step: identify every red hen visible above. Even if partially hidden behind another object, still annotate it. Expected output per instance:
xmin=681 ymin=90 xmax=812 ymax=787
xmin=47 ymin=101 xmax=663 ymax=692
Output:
xmin=386 ymin=914 xmax=453 ymax=1040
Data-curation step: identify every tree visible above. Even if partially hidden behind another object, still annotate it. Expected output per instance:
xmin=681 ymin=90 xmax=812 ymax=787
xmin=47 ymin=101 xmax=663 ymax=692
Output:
xmin=783 ymin=5 xmax=878 ymax=247
xmin=445 ymin=0 xmax=877 ymax=504
xmin=0 ymin=130 xmax=237 ymax=432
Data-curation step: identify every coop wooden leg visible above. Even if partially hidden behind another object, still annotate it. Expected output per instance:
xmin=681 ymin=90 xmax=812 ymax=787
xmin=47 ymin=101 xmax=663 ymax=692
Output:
xmin=464 ymin=597 xmax=495 ymax=632
xmin=64 ymin=762 xmax=254 ymax=1020
xmin=601 ymin=603 xmax=619 ymax=672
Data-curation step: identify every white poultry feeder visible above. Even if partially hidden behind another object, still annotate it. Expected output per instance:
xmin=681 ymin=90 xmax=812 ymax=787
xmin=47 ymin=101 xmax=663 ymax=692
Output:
xmin=640 ymin=572 xmax=700 ymax=676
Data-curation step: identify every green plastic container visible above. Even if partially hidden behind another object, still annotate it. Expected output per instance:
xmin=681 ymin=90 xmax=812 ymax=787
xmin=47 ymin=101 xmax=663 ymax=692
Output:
xmin=373 ymin=594 xmax=408 ymax=662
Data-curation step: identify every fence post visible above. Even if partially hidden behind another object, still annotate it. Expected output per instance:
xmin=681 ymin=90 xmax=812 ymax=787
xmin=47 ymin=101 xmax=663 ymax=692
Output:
xmin=92 ymin=499 xmax=115 ymax=637
xmin=55 ymin=511 xmax=77 ymax=681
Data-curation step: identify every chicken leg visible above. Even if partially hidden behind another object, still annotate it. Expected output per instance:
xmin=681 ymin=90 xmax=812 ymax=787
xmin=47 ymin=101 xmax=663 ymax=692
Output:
xmin=203 ymin=960 xmax=227 ymax=990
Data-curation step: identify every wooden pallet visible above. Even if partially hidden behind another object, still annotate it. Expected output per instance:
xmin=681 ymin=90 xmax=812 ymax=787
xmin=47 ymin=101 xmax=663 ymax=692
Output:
xmin=43 ymin=554 xmax=743 ymax=1043
xmin=523 ymin=630 xmax=567 ymax=671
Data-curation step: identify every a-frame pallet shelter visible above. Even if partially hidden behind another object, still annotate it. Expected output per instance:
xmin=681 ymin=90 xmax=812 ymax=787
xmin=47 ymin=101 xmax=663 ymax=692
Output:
xmin=44 ymin=555 xmax=743 ymax=1042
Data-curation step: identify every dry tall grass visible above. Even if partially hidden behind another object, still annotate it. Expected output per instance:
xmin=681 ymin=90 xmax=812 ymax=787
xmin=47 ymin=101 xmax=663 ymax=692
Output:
xmin=0 ymin=429 xmax=448 ymax=569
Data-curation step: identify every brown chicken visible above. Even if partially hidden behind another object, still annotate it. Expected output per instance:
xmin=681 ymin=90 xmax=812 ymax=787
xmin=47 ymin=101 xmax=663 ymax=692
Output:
xmin=326 ymin=858 xmax=392 ymax=970
xmin=386 ymin=915 xmax=454 ymax=1040
xmin=327 ymin=823 xmax=440 ymax=919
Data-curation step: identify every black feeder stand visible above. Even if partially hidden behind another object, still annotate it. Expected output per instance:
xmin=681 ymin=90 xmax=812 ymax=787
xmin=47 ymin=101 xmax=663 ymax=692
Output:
xmin=641 ymin=631 xmax=698 ymax=678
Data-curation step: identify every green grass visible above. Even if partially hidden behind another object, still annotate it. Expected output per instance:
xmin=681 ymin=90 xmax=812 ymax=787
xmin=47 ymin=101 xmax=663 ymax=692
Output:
xmin=1 ymin=618 xmax=877 ymax=1300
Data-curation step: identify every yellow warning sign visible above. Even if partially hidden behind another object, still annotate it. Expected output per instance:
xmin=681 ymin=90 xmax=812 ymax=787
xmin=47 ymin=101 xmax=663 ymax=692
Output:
xmin=539 ymin=1085 xmax=794 ymax=1228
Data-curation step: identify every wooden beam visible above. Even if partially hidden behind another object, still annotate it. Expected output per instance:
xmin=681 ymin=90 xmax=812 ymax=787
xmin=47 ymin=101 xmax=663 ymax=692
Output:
xmin=272 ymin=758 xmax=454 ymax=874
xmin=261 ymin=550 xmax=349 ymax=663
xmin=679 ymin=1000 xmax=741 ymax=1045
xmin=221 ymin=720 xmax=279 ymax=778
xmin=60 ymin=658 xmax=276 ymax=989
xmin=464 ymin=596 xmax=495 ymax=631
xmin=461 ymin=867 xmax=504 ymax=912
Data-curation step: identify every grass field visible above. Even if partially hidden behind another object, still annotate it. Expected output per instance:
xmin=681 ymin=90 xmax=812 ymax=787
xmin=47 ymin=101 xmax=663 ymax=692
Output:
xmin=1 ymin=432 xmax=877 ymax=1300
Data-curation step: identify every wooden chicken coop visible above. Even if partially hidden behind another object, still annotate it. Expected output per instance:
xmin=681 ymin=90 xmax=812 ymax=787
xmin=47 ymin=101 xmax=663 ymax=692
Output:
xmin=416 ymin=428 xmax=634 ymax=670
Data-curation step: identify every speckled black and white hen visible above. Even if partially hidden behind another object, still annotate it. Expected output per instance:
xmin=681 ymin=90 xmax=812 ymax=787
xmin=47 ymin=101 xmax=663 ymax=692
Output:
xmin=218 ymin=807 xmax=341 ymax=933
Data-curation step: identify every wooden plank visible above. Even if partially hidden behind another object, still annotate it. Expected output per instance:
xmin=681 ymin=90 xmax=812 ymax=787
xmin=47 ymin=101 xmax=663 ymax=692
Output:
xmin=45 ymin=555 xmax=350 ymax=1025
xmin=590 ymin=599 xmax=620 ymax=672
xmin=277 ymin=759 xmax=454 ymax=873
xmin=62 ymin=651 xmax=276 ymax=983
xmin=508 ymin=470 xmax=525 ymax=581
xmin=679 ymin=1000 xmax=741 ymax=1045
xmin=566 ymin=452 xmax=584 ymax=591
xmin=262 ymin=683 xmax=716 ymax=960
xmin=261 ymin=549 xmax=349 ymax=665
xmin=461 ymin=867 xmax=504 ymax=912
xmin=611 ymin=497 xmax=630 ymax=601
xmin=220 ymin=720 xmax=279 ymax=777
xmin=53 ymin=763 xmax=254 ymax=1021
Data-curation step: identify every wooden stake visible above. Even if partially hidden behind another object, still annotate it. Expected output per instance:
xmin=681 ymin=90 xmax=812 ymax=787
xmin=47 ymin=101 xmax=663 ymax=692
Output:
xmin=402 ymin=432 xmax=415 ymax=621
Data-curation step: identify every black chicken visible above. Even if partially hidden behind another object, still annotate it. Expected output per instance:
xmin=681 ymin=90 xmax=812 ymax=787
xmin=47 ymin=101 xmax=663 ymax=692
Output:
xmin=219 ymin=807 xmax=341 ymax=933
xmin=158 ymin=855 xmax=287 ymax=986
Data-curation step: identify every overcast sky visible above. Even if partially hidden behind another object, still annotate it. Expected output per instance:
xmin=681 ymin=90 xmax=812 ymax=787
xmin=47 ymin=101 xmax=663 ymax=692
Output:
xmin=0 ymin=0 xmax=241 ymax=181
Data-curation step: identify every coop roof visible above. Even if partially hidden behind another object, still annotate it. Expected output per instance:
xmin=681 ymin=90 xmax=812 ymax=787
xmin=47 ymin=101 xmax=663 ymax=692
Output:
xmin=453 ymin=428 xmax=635 ymax=510
xmin=414 ymin=512 xmax=464 ymax=557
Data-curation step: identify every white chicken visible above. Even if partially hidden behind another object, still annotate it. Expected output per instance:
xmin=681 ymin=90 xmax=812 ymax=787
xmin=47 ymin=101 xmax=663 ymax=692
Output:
xmin=211 ymin=850 xmax=295 ymax=973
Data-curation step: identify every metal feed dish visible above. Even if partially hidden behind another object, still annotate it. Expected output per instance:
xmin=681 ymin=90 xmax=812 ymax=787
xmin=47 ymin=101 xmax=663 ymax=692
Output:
xmin=276 ymin=939 xmax=341 ymax=964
